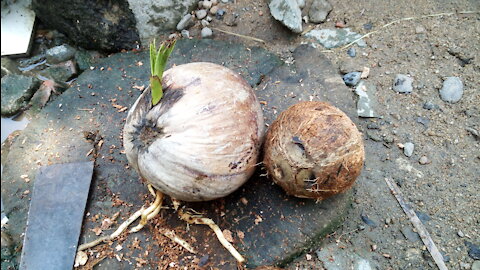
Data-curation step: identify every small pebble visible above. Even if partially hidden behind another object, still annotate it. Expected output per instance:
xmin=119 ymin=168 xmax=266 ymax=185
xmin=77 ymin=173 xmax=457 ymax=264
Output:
xmin=343 ymin=72 xmax=361 ymax=86
xmin=209 ymin=5 xmax=218 ymax=15
xmin=202 ymin=0 xmax=212 ymax=9
xmin=201 ymin=27 xmax=213 ymax=38
xmin=201 ymin=19 xmax=210 ymax=27
xmin=216 ymin=9 xmax=226 ymax=19
xmin=417 ymin=116 xmax=430 ymax=127
xmin=367 ymin=123 xmax=379 ymax=129
xmin=211 ymin=0 xmax=218 ymax=5
xmin=472 ymin=261 xmax=480 ymax=270
xmin=361 ymin=213 xmax=377 ymax=227
xmin=460 ymin=262 xmax=471 ymax=270
xmin=403 ymin=142 xmax=414 ymax=157
xmin=181 ymin=30 xmax=190 ymax=38
xmin=347 ymin=47 xmax=356 ymax=57
xmin=198 ymin=1 xmax=204 ymax=8
xmin=196 ymin=9 xmax=207 ymax=20
xmin=176 ymin=14 xmax=193 ymax=30
xmin=415 ymin=25 xmax=426 ymax=34
xmin=221 ymin=0 xmax=229 ymax=2
xmin=363 ymin=23 xmax=373 ymax=30
xmin=439 ymin=76 xmax=463 ymax=103
xmin=206 ymin=16 xmax=213 ymax=22
xmin=419 ymin=156 xmax=429 ymax=165
xmin=458 ymin=230 xmax=465 ymax=238
xmin=423 ymin=101 xmax=438 ymax=110
xmin=393 ymin=74 xmax=413 ymax=93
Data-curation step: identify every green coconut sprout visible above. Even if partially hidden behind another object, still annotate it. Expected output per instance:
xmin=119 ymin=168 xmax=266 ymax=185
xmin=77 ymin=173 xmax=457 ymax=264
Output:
xmin=150 ymin=39 xmax=176 ymax=106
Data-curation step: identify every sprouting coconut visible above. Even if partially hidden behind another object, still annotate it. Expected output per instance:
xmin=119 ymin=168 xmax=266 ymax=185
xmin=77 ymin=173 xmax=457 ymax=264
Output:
xmin=78 ymin=39 xmax=264 ymax=263
xmin=263 ymin=101 xmax=364 ymax=201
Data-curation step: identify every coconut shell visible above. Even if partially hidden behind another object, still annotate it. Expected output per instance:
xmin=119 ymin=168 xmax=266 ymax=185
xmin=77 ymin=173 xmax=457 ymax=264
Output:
xmin=263 ymin=101 xmax=364 ymax=200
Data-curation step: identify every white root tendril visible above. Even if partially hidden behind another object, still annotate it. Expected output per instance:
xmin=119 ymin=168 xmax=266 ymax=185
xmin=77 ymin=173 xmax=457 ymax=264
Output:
xmin=172 ymin=198 xmax=246 ymax=264
xmin=77 ymin=185 xmax=195 ymax=255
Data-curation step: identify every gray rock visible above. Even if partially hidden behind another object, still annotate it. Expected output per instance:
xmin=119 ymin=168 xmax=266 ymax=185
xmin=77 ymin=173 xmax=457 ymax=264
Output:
xmin=128 ymin=0 xmax=197 ymax=44
xmin=404 ymin=142 xmax=414 ymax=157
xmin=202 ymin=0 xmax=212 ymax=9
xmin=354 ymin=81 xmax=378 ymax=118
xmin=305 ymin=28 xmax=367 ymax=49
xmin=181 ymin=30 xmax=190 ymax=38
xmin=215 ymin=9 xmax=225 ymax=19
xmin=1 ymin=57 xmax=20 ymax=77
xmin=419 ymin=156 xmax=430 ymax=165
xmin=1 ymin=74 xmax=40 ymax=116
xmin=347 ymin=47 xmax=356 ymax=57
xmin=460 ymin=262 xmax=471 ymax=270
xmin=201 ymin=19 xmax=210 ymax=27
xmin=423 ymin=101 xmax=438 ymax=110
xmin=472 ymin=261 xmax=480 ymax=270
xmin=393 ymin=74 xmax=413 ymax=93
xmin=45 ymin=45 xmax=76 ymax=64
xmin=201 ymin=27 xmax=213 ymax=38
xmin=343 ymin=72 xmax=361 ymax=86
xmin=209 ymin=5 xmax=218 ymax=15
xmin=196 ymin=9 xmax=207 ymax=19
xmin=177 ymin=14 xmax=194 ymax=30
xmin=32 ymin=0 xmax=140 ymax=51
xmin=269 ymin=0 xmax=302 ymax=33
xmin=439 ymin=77 xmax=463 ymax=103
xmin=308 ymin=0 xmax=332 ymax=23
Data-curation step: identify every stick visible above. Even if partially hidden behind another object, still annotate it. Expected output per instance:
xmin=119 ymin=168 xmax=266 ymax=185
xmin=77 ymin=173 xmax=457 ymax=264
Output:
xmin=211 ymin=27 xmax=266 ymax=44
xmin=384 ymin=178 xmax=448 ymax=270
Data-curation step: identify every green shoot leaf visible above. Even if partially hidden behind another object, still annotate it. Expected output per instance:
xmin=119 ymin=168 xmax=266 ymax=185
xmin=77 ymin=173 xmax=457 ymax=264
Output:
xmin=150 ymin=76 xmax=162 ymax=105
xmin=149 ymin=38 xmax=176 ymax=106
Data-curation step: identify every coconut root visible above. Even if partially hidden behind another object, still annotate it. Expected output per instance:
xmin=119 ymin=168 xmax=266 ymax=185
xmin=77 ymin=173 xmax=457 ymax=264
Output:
xmin=172 ymin=198 xmax=246 ymax=264
xmin=78 ymin=185 xmax=195 ymax=255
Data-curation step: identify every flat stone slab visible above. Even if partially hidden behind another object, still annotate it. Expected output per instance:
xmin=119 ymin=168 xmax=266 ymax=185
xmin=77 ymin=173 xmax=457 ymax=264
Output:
xmin=1 ymin=39 xmax=356 ymax=268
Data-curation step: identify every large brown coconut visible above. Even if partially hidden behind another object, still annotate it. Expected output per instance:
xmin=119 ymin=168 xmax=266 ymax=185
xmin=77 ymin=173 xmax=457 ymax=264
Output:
xmin=263 ymin=101 xmax=364 ymax=200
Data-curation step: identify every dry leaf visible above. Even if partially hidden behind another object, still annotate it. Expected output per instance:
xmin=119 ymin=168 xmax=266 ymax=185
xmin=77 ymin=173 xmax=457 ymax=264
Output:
xmin=237 ymin=230 xmax=245 ymax=239
xmin=133 ymin=85 xmax=145 ymax=91
xmin=222 ymin=229 xmax=234 ymax=243
xmin=92 ymin=227 xmax=102 ymax=236
xmin=101 ymin=218 xmax=113 ymax=230
xmin=254 ymin=215 xmax=263 ymax=225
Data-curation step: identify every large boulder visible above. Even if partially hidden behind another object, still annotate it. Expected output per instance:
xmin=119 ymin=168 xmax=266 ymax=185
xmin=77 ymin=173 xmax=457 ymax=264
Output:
xmin=32 ymin=0 xmax=198 ymax=52
xmin=127 ymin=0 xmax=197 ymax=43
xmin=32 ymin=0 xmax=139 ymax=52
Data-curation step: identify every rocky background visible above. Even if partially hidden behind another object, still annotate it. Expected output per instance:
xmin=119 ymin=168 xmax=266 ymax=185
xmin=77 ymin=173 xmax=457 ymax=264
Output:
xmin=2 ymin=0 xmax=479 ymax=269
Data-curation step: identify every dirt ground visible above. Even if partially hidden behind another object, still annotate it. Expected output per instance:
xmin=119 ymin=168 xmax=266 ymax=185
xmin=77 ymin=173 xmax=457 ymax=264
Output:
xmin=200 ymin=0 xmax=480 ymax=269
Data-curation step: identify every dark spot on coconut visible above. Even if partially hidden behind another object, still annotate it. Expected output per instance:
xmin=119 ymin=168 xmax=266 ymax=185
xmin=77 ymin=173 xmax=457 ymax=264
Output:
xmin=292 ymin=136 xmax=305 ymax=151
xmin=229 ymin=161 xmax=241 ymax=170
xmin=336 ymin=163 xmax=344 ymax=177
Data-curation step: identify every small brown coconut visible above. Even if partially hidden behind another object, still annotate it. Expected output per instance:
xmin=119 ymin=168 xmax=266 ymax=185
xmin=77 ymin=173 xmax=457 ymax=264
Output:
xmin=263 ymin=101 xmax=364 ymax=200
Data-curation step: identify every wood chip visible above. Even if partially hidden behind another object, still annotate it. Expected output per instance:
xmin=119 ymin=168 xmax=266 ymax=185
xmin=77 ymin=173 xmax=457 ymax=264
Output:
xmin=222 ymin=229 xmax=234 ymax=243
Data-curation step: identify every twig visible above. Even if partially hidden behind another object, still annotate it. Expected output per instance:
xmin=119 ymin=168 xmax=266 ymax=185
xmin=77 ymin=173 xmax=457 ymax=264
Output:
xmin=177 ymin=206 xmax=246 ymax=263
xmin=316 ymin=10 xmax=479 ymax=52
xmin=212 ymin=27 xmax=266 ymax=44
xmin=384 ymin=178 xmax=448 ymax=270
